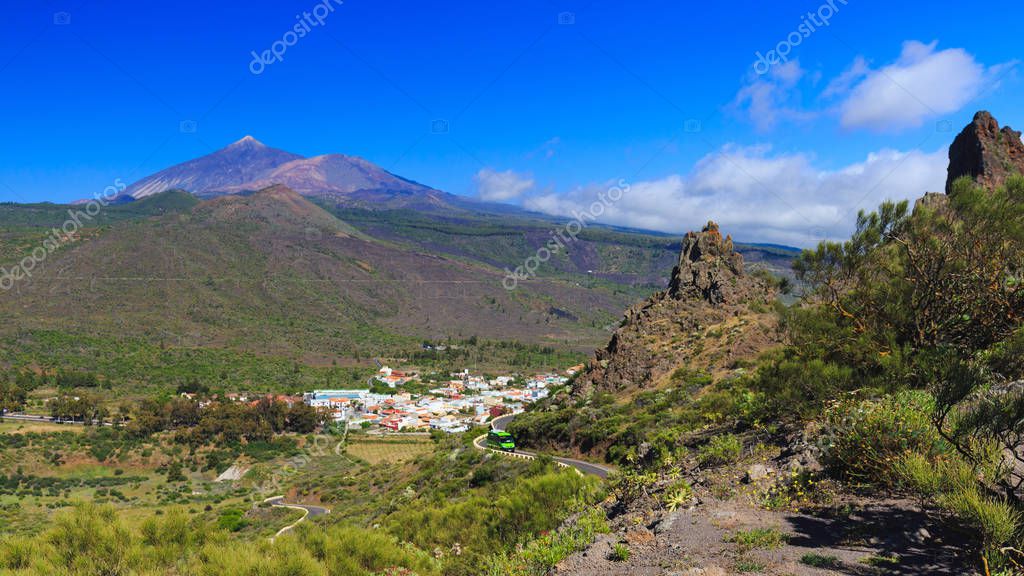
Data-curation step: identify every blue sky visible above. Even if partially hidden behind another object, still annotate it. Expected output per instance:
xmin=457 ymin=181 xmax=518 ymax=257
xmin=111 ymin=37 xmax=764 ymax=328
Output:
xmin=0 ymin=0 xmax=1021 ymax=244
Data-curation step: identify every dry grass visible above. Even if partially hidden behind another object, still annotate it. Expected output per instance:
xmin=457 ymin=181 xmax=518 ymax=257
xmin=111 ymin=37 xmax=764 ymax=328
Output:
xmin=0 ymin=421 xmax=81 ymax=435
xmin=345 ymin=438 xmax=433 ymax=465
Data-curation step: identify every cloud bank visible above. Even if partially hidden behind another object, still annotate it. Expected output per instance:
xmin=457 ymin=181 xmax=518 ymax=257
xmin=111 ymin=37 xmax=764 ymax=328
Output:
xmin=521 ymin=144 xmax=946 ymax=247
xmin=474 ymin=168 xmax=535 ymax=201
xmin=834 ymin=41 xmax=1001 ymax=131
xmin=733 ymin=41 xmax=1013 ymax=133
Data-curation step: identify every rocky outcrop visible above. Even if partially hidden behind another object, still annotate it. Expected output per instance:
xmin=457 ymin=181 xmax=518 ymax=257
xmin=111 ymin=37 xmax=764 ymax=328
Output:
xmin=946 ymin=111 xmax=1024 ymax=194
xmin=573 ymin=222 xmax=776 ymax=396
xmin=668 ymin=222 xmax=750 ymax=305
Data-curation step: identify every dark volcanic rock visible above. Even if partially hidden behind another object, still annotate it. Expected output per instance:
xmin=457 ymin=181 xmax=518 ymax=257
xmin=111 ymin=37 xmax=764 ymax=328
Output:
xmin=946 ymin=111 xmax=1024 ymax=194
xmin=668 ymin=222 xmax=748 ymax=305
xmin=573 ymin=221 xmax=776 ymax=396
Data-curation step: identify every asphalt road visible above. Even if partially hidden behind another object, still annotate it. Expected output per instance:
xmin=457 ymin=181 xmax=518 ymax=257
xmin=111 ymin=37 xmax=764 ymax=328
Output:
xmin=0 ymin=413 xmax=54 ymax=423
xmin=265 ymin=496 xmax=330 ymax=518
xmin=0 ymin=412 xmax=107 ymax=426
xmin=486 ymin=414 xmax=613 ymax=479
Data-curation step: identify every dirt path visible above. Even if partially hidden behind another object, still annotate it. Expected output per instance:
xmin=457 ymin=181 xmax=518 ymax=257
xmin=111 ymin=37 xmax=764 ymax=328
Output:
xmin=554 ymin=496 xmax=976 ymax=575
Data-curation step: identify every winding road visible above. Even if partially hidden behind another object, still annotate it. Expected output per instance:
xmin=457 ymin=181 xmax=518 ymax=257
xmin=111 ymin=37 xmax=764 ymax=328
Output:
xmin=264 ymin=496 xmax=330 ymax=539
xmin=481 ymin=414 xmax=614 ymax=479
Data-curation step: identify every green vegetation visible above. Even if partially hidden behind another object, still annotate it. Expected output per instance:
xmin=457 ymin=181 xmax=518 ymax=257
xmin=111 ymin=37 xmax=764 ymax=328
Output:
xmin=800 ymin=553 xmax=842 ymax=569
xmin=511 ymin=175 xmax=1024 ymax=571
xmin=608 ymin=542 xmax=630 ymax=562
xmin=697 ymin=434 xmax=743 ymax=467
xmin=484 ymin=507 xmax=610 ymax=576
xmin=0 ymin=504 xmax=440 ymax=576
xmin=727 ymin=527 xmax=788 ymax=551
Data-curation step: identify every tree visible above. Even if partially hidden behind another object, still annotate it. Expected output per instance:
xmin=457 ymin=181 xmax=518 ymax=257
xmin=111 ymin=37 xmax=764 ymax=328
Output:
xmin=797 ymin=176 xmax=1024 ymax=498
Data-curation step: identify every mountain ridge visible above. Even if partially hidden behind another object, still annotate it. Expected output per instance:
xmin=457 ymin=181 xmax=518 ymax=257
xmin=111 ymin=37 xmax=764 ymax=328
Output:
xmin=120 ymin=136 xmax=463 ymax=212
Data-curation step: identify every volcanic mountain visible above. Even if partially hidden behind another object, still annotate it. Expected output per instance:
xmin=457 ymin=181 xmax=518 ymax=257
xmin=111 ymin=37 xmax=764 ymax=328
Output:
xmin=0 ymin=185 xmax=627 ymax=359
xmin=122 ymin=136 xmax=455 ymax=210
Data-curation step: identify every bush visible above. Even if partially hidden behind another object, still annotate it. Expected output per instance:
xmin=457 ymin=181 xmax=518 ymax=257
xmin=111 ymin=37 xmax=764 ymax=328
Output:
xmin=819 ymin=391 xmax=948 ymax=485
xmin=800 ymin=553 xmax=841 ymax=568
xmin=940 ymin=486 xmax=1020 ymax=553
xmin=216 ymin=509 xmax=248 ymax=532
xmin=484 ymin=506 xmax=609 ymax=576
xmin=697 ymin=434 xmax=742 ymax=467
xmin=663 ymin=480 xmax=694 ymax=511
xmin=608 ymin=542 xmax=630 ymax=562
xmin=727 ymin=527 xmax=788 ymax=551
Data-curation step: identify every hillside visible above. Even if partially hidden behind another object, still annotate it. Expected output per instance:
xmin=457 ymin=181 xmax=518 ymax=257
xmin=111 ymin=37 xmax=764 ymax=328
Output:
xmin=0 ymin=186 xmax=638 ymax=384
xmin=506 ymin=111 xmax=1024 ymax=575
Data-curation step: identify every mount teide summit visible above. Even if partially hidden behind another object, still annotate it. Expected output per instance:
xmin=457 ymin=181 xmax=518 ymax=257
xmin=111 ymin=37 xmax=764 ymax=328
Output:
xmin=122 ymin=136 xmax=457 ymax=210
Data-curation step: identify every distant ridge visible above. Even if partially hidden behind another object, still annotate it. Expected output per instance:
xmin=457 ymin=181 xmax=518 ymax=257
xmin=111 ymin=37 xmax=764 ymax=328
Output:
xmin=120 ymin=136 xmax=463 ymax=212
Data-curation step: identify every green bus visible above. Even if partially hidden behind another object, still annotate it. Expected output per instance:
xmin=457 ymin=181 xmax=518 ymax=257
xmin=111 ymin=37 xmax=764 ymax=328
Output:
xmin=486 ymin=430 xmax=516 ymax=452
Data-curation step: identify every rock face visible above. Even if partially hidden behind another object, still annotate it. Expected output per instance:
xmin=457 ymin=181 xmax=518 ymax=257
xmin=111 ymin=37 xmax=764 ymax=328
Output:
xmin=946 ymin=111 xmax=1024 ymax=194
xmin=573 ymin=222 xmax=776 ymax=396
xmin=668 ymin=222 xmax=748 ymax=305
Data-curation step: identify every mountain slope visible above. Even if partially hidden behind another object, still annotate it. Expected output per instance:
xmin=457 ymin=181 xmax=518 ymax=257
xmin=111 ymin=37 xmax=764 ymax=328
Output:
xmin=121 ymin=136 xmax=463 ymax=212
xmin=123 ymin=136 xmax=303 ymax=199
xmin=0 ymin=186 xmax=630 ymax=362
xmin=215 ymin=153 xmax=437 ymax=199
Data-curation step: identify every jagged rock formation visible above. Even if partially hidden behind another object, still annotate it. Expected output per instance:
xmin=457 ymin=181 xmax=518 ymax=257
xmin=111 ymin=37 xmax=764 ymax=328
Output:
xmin=573 ymin=222 xmax=777 ymax=396
xmin=668 ymin=222 xmax=748 ymax=305
xmin=947 ymin=111 xmax=1024 ymax=194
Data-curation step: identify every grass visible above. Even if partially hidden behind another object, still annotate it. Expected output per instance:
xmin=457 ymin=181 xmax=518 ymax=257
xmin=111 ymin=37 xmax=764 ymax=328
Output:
xmin=801 ymin=553 xmax=842 ymax=569
xmin=344 ymin=437 xmax=434 ymax=465
xmin=484 ymin=506 xmax=610 ymax=576
xmin=0 ymin=421 xmax=80 ymax=435
xmin=861 ymin=553 xmax=900 ymax=567
xmin=608 ymin=542 xmax=630 ymax=562
xmin=727 ymin=527 xmax=788 ymax=551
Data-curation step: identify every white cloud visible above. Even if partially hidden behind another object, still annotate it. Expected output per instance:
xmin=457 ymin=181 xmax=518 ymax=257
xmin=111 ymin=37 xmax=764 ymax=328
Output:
xmin=526 ymin=137 xmax=561 ymax=160
xmin=474 ymin=168 xmax=535 ymax=202
xmin=821 ymin=56 xmax=869 ymax=99
xmin=732 ymin=60 xmax=816 ymax=131
xmin=523 ymin=144 xmax=946 ymax=247
xmin=834 ymin=41 xmax=1005 ymax=130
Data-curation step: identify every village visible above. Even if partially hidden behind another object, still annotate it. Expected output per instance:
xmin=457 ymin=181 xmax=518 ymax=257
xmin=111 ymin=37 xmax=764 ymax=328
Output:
xmin=303 ymin=364 xmax=584 ymax=433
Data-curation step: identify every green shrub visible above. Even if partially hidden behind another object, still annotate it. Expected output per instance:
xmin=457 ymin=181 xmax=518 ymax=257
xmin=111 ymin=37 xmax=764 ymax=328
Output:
xmin=608 ymin=542 xmax=630 ymax=562
xmin=216 ymin=509 xmax=248 ymax=532
xmin=662 ymin=480 xmax=694 ymax=511
xmin=698 ymin=434 xmax=742 ymax=467
xmin=820 ymin=390 xmax=948 ymax=485
xmin=940 ymin=486 xmax=1020 ymax=553
xmin=484 ymin=507 xmax=609 ymax=576
xmin=0 ymin=536 xmax=38 ymax=570
xmin=800 ymin=553 xmax=841 ymax=568
xmin=727 ymin=527 xmax=788 ymax=550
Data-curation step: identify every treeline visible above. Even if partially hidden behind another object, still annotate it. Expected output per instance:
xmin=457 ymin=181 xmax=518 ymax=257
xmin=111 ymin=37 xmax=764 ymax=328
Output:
xmin=128 ymin=396 xmax=324 ymax=443
xmin=410 ymin=338 xmax=584 ymax=371
xmin=0 ymin=369 xmax=109 ymax=415
xmin=0 ymin=371 xmax=43 ymax=412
